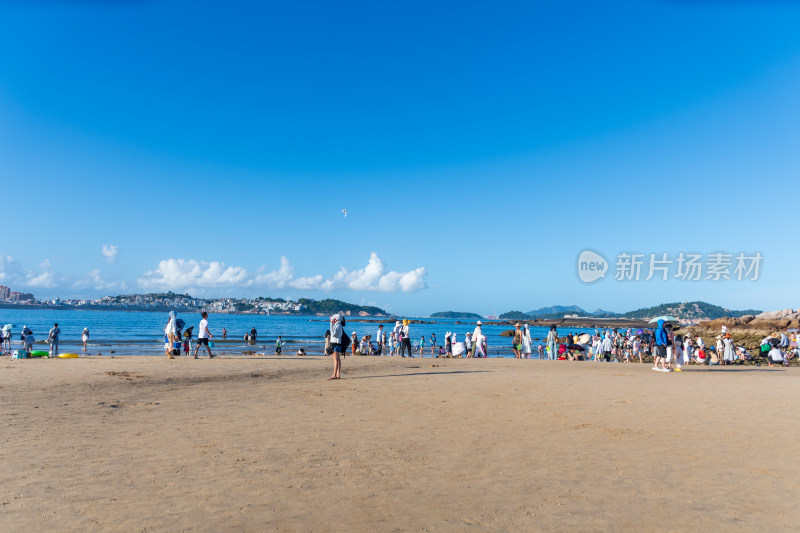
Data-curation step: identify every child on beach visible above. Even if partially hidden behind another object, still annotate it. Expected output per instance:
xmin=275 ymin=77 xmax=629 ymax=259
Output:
xmin=22 ymin=326 xmax=35 ymax=357
xmin=275 ymin=336 xmax=283 ymax=355
xmin=419 ymin=335 xmax=425 ymax=357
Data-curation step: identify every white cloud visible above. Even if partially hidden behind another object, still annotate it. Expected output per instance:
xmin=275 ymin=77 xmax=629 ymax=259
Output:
xmin=0 ymin=256 xmax=58 ymax=289
xmin=250 ymin=256 xmax=294 ymax=288
xmin=73 ymin=269 xmax=127 ymax=292
xmin=141 ymin=253 xmax=428 ymax=294
xmin=138 ymin=259 xmax=249 ymax=290
xmin=252 ymin=252 xmax=427 ymax=293
xmin=101 ymin=244 xmax=119 ymax=263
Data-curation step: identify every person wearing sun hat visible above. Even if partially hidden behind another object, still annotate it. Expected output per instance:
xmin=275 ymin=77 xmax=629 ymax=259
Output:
xmin=472 ymin=321 xmax=484 ymax=357
xmin=398 ymin=319 xmax=412 ymax=358
xmin=722 ymin=332 xmax=736 ymax=364
xmin=512 ymin=323 xmax=523 ymax=358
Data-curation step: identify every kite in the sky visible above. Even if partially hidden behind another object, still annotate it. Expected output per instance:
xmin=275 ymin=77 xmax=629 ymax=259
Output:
xmin=341 ymin=209 xmax=347 ymax=217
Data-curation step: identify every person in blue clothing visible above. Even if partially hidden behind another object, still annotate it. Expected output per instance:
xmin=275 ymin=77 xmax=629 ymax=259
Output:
xmin=430 ymin=333 xmax=437 ymax=356
xmin=652 ymin=319 xmax=670 ymax=372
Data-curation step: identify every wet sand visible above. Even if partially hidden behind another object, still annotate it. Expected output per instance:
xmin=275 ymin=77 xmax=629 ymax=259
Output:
xmin=1 ymin=356 xmax=798 ymax=531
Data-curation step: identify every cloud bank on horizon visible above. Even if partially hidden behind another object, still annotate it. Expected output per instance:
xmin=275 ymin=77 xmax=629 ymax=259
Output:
xmin=0 ymin=250 xmax=427 ymax=297
xmin=138 ymin=252 xmax=427 ymax=294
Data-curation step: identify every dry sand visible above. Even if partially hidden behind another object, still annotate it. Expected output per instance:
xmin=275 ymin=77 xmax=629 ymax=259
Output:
xmin=1 ymin=355 xmax=798 ymax=532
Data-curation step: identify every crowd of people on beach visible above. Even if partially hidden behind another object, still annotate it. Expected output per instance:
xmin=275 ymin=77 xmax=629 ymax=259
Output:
xmin=4 ymin=311 xmax=799 ymax=377
xmin=1 ymin=322 xmax=88 ymax=359
xmin=321 ymin=312 xmax=800 ymax=378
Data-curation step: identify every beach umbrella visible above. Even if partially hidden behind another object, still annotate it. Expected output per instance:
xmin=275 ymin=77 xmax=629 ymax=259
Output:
xmin=567 ymin=344 xmax=586 ymax=351
xmin=578 ymin=333 xmax=591 ymax=344
xmin=2 ymin=323 xmax=13 ymax=331
xmin=649 ymin=315 xmax=680 ymax=323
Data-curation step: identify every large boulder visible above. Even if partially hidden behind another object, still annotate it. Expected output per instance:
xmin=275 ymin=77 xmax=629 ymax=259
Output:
xmin=747 ymin=318 xmax=791 ymax=331
xmin=756 ymin=309 xmax=798 ymax=320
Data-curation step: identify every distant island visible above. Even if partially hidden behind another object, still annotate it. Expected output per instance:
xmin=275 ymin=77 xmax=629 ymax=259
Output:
xmin=430 ymin=311 xmax=483 ymax=319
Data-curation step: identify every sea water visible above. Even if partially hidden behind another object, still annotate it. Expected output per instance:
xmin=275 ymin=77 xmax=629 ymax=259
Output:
xmin=0 ymin=308 xmax=599 ymax=357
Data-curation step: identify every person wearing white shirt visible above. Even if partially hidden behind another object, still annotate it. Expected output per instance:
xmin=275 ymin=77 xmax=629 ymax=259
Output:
xmin=164 ymin=311 xmax=177 ymax=359
xmin=193 ymin=312 xmax=215 ymax=359
xmin=376 ymin=325 xmax=385 ymax=355
xmin=472 ymin=321 xmax=485 ymax=357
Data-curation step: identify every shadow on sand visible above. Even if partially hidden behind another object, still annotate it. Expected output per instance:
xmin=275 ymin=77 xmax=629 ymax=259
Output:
xmin=348 ymin=370 xmax=491 ymax=379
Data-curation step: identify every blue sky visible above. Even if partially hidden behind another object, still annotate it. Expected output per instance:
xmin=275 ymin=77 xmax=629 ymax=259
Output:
xmin=1 ymin=0 xmax=799 ymax=316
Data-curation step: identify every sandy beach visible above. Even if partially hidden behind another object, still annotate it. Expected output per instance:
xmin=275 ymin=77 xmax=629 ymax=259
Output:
xmin=2 ymin=355 xmax=798 ymax=531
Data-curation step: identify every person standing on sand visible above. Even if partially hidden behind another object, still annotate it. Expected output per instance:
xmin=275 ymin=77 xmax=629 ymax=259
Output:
xmin=1 ymin=325 xmax=11 ymax=354
xmin=601 ymin=332 xmax=613 ymax=362
xmin=376 ymin=324 xmax=385 ymax=355
xmin=512 ymin=324 xmax=523 ymax=358
xmin=164 ymin=312 xmax=177 ymax=359
xmin=22 ymin=326 xmax=35 ymax=357
xmin=472 ymin=321 xmax=485 ymax=357
xmin=430 ymin=332 xmax=437 ymax=356
xmin=193 ymin=312 xmax=215 ymax=359
xmin=81 ymin=327 xmax=89 ymax=353
xmin=652 ymin=319 xmax=669 ymax=372
xmin=329 ymin=312 xmax=345 ymax=379
xmin=391 ymin=321 xmax=401 ymax=356
xmin=47 ymin=323 xmax=60 ymax=357
xmin=399 ymin=320 xmax=412 ymax=358
xmin=546 ymin=325 xmax=558 ymax=361
xmin=522 ymin=324 xmax=532 ymax=359
xmin=723 ymin=333 xmax=735 ymax=364
xmin=419 ymin=335 xmax=425 ymax=357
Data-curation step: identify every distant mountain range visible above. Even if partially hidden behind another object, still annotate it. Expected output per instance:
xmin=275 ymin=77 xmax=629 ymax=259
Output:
xmin=504 ymin=301 xmax=762 ymax=321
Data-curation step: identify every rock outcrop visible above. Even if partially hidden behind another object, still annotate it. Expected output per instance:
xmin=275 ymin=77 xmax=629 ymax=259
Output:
xmin=687 ymin=309 xmax=799 ymax=350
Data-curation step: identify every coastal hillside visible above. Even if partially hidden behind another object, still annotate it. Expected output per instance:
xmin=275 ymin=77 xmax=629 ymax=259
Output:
xmin=295 ymin=298 xmax=390 ymax=317
xmin=619 ymin=301 xmax=761 ymax=320
xmin=505 ymin=301 xmax=761 ymax=321
xmin=430 ymin=311 xmax=482 ymax=319
xmin=526 ymin=305 xmax=587 ymax=317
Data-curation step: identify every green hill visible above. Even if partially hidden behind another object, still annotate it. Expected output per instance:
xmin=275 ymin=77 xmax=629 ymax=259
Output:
xmin=620 ymin=301 xmax=760 ymax=320
xmin=296 ymin=298 xmax=390 ymax=316
xmin=430 ymin=311 xmax=483 ymax=319
xmin=499 ymin=310 xmax=530 ymax=320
